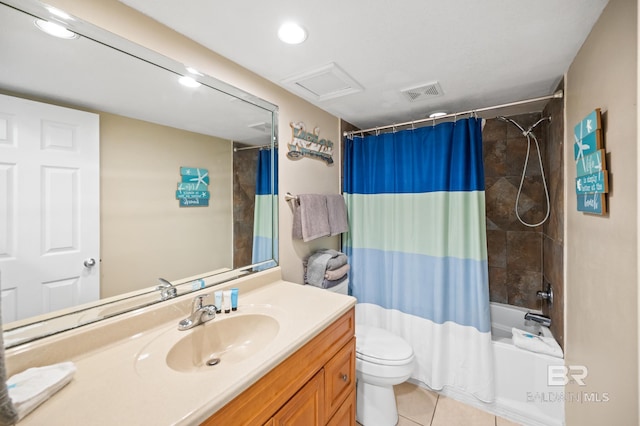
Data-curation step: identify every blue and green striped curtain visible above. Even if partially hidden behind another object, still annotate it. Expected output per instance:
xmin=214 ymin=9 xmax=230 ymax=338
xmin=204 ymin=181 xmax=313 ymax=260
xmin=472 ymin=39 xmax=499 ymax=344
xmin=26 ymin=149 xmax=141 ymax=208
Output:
xmin=252 ymin=148 xmax=278 ymax=270
xmin=343 ymin=118 xmax=494 ymax=402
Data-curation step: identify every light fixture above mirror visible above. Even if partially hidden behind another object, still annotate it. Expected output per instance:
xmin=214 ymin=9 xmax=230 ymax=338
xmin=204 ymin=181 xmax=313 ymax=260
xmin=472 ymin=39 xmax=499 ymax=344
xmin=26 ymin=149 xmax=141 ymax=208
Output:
xmin=34 ymin=18 xmax=78 ymax=39
xmin=178 ymin=75 xmax=201 ymax=88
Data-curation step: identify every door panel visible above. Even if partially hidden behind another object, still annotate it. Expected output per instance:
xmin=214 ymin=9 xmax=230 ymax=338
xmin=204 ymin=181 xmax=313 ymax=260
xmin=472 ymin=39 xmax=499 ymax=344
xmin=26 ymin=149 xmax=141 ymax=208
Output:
xmin=0 ymin=94 xmax=100 ymax=322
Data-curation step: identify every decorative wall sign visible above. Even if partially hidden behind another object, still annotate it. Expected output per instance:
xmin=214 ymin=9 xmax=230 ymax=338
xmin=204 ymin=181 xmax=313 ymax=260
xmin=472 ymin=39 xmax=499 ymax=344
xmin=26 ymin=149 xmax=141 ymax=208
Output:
xmin=287 ymin=121 xmax=334 ymax=165
xmin=576 ymin=149 xmax=605 ymax=177
xmin=176 ymin=167 xmax=210 ymax=207
xmin=573 ymin=109 xmax=607 ymax=215
xmin=577 ymin=192 xmax=604 ymax=215
xmin=180 ymin=167 xmax=210 ymax=185
xmin=575 ymin=171 xmax=608 ymax=194
xmin=177 ymin=182 xmax=208 ymax=191
xmin=176 ymin=190 xmax=210 ymax=199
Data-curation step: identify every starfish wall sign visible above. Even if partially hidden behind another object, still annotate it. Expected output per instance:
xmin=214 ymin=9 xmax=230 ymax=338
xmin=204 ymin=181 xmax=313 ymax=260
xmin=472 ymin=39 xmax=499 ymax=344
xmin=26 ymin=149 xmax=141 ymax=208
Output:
xmin=176 ymin=167 xmax=210 ymax=207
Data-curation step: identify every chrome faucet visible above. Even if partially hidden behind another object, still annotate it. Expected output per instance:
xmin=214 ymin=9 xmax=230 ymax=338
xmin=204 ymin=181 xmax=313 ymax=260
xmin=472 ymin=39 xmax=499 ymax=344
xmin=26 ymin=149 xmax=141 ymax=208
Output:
xmin=524 ymin=312 xmax=552 ymax=327
xmin=178 ymin=294 xmax=217 ymax=331
xmin=157 ymin=278 xmax=177 ymax=300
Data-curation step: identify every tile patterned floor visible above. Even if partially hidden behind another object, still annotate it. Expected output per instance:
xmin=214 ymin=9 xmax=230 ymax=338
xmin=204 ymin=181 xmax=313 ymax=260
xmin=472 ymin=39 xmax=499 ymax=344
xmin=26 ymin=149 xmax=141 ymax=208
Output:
xmin=357 ymin=382 xmax=522 ymax=426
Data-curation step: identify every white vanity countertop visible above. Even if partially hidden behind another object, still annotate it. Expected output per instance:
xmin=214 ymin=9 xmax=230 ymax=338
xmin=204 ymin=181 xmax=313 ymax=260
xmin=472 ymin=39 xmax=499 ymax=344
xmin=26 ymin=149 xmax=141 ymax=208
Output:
xmin=7 ymin=269 xmax=356 ymax=425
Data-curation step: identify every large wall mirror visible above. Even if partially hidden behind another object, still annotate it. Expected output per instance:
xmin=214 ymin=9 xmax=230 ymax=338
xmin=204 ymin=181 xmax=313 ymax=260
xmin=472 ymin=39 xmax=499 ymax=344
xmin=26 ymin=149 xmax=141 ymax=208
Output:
xmin=0 ymin=0 xmax=279 ymax=347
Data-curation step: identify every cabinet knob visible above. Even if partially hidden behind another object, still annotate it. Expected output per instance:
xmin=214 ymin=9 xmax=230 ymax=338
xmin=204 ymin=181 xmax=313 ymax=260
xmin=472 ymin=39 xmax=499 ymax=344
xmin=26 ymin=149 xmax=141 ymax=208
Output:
xmin=341 ymin=374 xmax=348 ymax=382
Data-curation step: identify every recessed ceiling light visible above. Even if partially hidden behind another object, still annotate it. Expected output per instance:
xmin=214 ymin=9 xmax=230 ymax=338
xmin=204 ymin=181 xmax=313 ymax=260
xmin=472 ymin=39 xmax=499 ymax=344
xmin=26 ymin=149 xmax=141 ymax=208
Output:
xmin=178 ymin=76 xmax=201 ymax=88
xmin=278 ymin=22 xmax=307 ymax=44
xmin=429 ymin=111 xmax=448 ymax=118
xmin=186 ymin=67 xmax=203 ymax=76
xmin=45 ymin=6 xmax=73 ymax=21
xmin=34 ymin=19 xmax=78 ymax=39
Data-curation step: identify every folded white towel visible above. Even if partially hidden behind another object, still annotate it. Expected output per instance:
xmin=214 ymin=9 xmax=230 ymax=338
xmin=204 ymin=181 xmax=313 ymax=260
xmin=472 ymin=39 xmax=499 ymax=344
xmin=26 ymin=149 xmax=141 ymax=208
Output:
xmin=512 ymin=328 xmax=563 ymax=359
xmin=8 ymin=362 xmax=76 ymax=419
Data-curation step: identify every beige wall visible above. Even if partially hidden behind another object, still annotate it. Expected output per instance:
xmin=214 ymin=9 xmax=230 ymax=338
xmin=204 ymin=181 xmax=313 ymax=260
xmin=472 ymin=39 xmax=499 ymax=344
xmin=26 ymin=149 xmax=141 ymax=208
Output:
xmin=565 ymin=0 xmax=638 ymax=424
xmin=45 ymin=0 xmax=342 ymax=284
xmin=100 ymin=113 xmax=232 ymax=297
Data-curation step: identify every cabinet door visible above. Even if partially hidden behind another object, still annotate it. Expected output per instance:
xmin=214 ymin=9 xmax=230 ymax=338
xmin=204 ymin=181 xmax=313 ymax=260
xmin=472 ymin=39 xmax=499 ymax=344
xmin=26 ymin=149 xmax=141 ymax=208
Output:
xmin=324 ymin=338 xmax=356 ymax=421
xmin=327 ymin=389 xmax=356 ymax=426
xmin=273 ymin=370 xmax=325 ymax=426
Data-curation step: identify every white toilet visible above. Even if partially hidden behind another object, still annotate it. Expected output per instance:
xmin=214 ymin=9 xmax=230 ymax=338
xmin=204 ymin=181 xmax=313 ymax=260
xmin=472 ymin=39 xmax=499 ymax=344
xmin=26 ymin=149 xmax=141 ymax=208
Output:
xmin=355 ymin=324 xmax=415 ymax=425
xmin=327 ymin=281 xmax=415 ymax=426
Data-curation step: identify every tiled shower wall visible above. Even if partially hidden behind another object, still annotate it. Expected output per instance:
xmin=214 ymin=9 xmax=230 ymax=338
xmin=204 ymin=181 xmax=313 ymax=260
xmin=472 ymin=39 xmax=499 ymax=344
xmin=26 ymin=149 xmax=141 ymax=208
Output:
xmin=483 ymin=88 xmax=564 ymax=348
xmin=541 ymin=84 xmax=564 ymax=349
xmin=233 ymin=148 xmax=258 ymax=269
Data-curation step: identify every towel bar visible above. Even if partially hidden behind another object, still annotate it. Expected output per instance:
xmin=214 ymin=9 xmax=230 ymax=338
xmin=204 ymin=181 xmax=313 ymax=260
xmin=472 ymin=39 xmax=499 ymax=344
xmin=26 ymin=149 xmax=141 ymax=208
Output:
xmin=285 ymin=192 xmax=299 ymax=203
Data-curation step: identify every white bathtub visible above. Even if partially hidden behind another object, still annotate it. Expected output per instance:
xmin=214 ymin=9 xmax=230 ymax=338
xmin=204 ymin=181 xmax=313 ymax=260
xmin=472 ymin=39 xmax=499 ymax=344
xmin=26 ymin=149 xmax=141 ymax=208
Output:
xmin=420 ymin=302 xmax=565 ymax=426
xmin=488 ymin=302 xmax=565 ymax=426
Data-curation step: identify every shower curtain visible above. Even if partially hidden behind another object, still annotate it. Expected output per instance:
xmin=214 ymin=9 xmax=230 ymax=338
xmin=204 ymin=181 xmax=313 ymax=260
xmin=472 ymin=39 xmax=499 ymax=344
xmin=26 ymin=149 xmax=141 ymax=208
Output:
xmin=343 ymin=118 xmax=494 ymax=402
xmin=252 ymin=148 xmax=278 ymax=270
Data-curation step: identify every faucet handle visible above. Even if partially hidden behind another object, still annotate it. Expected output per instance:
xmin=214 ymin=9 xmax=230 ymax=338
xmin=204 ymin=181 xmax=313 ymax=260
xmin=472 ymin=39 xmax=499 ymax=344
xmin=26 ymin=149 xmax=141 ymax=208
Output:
xmin=192 ymin=294 xmax=208 ymax=311
xmin=157 ymin=278 xmax=177 ymax=300
xmin=157 ymin=277 xmax=172 ymax=289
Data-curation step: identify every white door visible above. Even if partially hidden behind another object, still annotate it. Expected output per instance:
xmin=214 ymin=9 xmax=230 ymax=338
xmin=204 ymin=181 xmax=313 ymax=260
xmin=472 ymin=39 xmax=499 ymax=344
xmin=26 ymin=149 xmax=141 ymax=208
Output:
xmin=0 ymin=94 xmax=100 ymax=322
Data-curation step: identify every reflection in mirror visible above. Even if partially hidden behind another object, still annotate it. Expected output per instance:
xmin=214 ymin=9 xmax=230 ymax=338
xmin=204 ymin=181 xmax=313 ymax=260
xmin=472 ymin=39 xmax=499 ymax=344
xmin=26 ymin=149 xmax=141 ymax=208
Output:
xmin=0 ymin=0 xmax=278 ymax=347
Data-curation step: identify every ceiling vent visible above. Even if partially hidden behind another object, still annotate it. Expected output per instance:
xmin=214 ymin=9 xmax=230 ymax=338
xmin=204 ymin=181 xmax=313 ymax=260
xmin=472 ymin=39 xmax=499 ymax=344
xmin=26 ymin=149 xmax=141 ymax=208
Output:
xmin=282 ymin=63 xmax=363 ymax=102
xmin=401 ymin=81 xmax=443 ymax=102
xmin=248 ymin=121 xmax=272 ymax=133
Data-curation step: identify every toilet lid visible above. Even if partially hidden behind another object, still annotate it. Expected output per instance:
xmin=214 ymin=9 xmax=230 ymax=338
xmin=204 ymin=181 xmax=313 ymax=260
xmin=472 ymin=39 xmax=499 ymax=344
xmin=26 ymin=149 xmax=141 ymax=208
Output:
xmin=355 ymin=325 xmax=414 ymax=365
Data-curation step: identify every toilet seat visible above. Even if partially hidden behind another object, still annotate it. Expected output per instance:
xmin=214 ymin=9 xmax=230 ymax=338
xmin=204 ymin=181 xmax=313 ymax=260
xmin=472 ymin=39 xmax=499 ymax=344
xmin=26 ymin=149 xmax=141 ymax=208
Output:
xmin=356 ymin=325 xmax=414 ymax=366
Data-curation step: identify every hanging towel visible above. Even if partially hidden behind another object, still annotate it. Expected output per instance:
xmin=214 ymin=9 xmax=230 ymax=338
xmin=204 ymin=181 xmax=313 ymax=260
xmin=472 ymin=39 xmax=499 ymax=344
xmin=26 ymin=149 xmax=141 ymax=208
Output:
xmin=326 ymin=194 xmax=349 ymax=236
xmin=324 ymin=263 xmax=350 ymax=281
xmin=512 ymin=328 xmax=563 ymax=358
xmin=8 ymin=362 xmax=76 ymax=420
xmin=292 ymin=194 xmax=330 ymax=242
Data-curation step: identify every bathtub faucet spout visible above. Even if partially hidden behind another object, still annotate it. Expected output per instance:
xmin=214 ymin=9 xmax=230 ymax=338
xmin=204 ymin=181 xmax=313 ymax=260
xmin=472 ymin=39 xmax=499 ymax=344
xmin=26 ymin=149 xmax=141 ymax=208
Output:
xmin=524 ymin=312 xmax=551 ymax=327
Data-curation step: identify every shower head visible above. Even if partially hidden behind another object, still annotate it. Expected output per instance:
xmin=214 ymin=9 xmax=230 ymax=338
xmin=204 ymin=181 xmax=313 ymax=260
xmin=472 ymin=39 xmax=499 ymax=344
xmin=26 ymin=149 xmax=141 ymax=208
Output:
xmin=496 ymin=115 xmax=550 ymax=136
xmin=528 ymin=116 xmax=551 ymax=133
xmin=497 ymin=115 xmax=526 ymax=134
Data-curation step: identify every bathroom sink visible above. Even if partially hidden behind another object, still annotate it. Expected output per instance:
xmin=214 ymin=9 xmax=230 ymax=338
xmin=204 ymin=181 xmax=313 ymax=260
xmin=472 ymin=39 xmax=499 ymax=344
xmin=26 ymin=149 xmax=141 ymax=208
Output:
xmin=166 ymin=313 xmax=280 ymax=373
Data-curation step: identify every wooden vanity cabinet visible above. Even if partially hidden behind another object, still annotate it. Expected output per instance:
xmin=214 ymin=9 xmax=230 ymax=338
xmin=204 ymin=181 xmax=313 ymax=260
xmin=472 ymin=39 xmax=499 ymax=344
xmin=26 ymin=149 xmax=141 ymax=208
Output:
xmin=272 ymin=370 xmax=325 ymax=425
xmin=202 ymin=308 xmax=355 ymax=426
xmin=324 ymin=336 xmax=356 ymax=421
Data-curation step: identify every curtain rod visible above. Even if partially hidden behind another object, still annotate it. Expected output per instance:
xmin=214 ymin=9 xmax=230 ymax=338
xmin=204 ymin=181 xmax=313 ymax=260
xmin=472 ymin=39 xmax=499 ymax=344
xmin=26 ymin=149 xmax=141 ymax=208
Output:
xmin=343 ymin=90 xmax=563 ymax=138
xmin=233 ymin=143 xmax=277 ymax=152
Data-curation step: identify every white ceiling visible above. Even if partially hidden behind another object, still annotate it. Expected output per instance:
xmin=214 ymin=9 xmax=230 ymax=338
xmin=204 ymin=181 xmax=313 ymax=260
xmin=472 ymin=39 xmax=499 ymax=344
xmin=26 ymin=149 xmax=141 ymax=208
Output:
xmin=0 ymin=1 xmax=275 ymax=145
xmin=120 ymin=0 xmax=609 ymax=130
